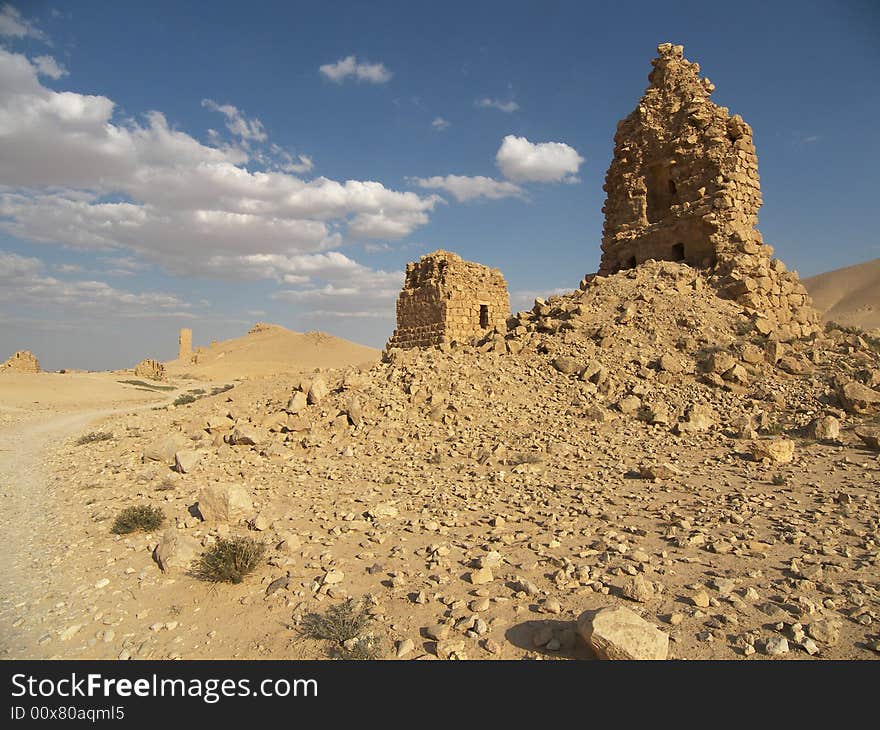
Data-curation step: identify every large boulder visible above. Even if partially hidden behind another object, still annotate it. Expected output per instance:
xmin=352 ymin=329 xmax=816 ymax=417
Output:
xmin=752 ymin=438 xmax=795 ymax=464
xmin=577 ymin=605 xmax=669 ymax=660
xmin=855 ymin=426 xmax=880 ymax=451
xmin=229 ymin=424 xmax=262 ymax=446
xmin=153 ymin=528 xmax=199 ymax=573
xmin=143 ymin=434 xmax=188 ymax=464
xmin=837 ymin=380 xmax=880 ymax=414
xmin=196 ymin=483 xmax=253 ymax=522
xmin=173 ymin=449 xmax=202 ymax=474
xmin=307 ymin=377 xmax=330 ymax=405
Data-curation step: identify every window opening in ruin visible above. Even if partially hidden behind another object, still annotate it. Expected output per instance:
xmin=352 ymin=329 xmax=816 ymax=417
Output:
xmin=480 ymin=304 xmax=489 ymax=328
xmin=645 ymin=163 xmax=676 ymax=223
xmin=671 ymin=242 xmax=685 ymax=261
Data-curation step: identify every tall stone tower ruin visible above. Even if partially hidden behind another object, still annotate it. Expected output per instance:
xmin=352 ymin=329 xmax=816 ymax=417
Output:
xmin=387 ymin=250 xmax=510 ymax=349
xmin=178 ymin=327 xmax=192 ymax=362
xmin=599 ymin=43 xmax=820 ymax=340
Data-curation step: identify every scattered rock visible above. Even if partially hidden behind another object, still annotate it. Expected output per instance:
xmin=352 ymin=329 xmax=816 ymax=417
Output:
xmin=577 ymin=605 xmax=669 ymax=661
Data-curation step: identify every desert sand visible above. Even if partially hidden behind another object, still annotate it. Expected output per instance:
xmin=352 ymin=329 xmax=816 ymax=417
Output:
xmin=803 ymin=258 xmax=880 ymax=332
xmin=1 ymin=44 xmax=878 ymax=664
xmin=166 ymin=323 xmax=379 ymax=380
xmin=1 ymin=261 xmax=879 ymax=662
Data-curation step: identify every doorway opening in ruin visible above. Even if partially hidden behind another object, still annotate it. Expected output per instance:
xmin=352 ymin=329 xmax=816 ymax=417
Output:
xmin=479 ymin=304 xmax=490 ymax=329
xmin=671 ymin=242 xmax=685 ymax=261
xmin=624 ymin=256 xmax=637 ymax=270
xmin=645 ymin=163 xmax=678 ymax=223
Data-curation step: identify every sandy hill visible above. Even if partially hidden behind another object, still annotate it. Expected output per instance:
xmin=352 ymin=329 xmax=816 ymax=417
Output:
xmin=166 ymin=323 xmax=380 ymax=380
xmin=803 ymin=258 xmax=880 ymax=332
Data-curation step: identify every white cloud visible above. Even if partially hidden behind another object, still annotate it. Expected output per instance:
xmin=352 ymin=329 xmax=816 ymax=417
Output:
xmin=319 ymin=55 xmax=392 ymax=84
xmin=269 ymin=252 xmax=403 ymax=320
xmin=413 ymin=174 xmax=523 ymax=203
xmin=0 ymin=4 xmax=45 ymax=40
xmin=32 ymin=54 xmax=67 ymax=79
xmin=496 ymin=135 xmax=584 ymax=183
xmin=475 ymin=97 xmax=519 ymax=113
xmin=0 ymin=49 xmax=439 ymax=281
xmin=0 ymin=250 xmax=191 ymax=317
xmin=54 ymin=262 xmax=84 ymax=274
xmin=431 ymin=117 xmax=450 ymax=131
xmin=202 ymin=98 xmax=267 ymax=142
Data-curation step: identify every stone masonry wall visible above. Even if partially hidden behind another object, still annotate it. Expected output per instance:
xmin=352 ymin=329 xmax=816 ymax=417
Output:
xmin=134 ymin=358 xmax=167 ymax=381
xmin=1 ymin=350 xmax=40 ymax=373
xmin=387 ymin=250 xmax=510 ymax=349
xmin=178 ymin=328 xmax=192 ymax=362
xmin=598 ymin=43 xmax=820 ymax=341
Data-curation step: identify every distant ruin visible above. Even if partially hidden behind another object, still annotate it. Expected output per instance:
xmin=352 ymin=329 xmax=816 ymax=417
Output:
xmin=598 ymin=43 xmax=820 ymax=340
xmin=178 ymin=328 xmax=192 ymax=362
xmin=133 ymin=358 xmax=166 ymax=381
xmin=387 ymin=250 xmax=510 ymax=349
xmin=1 ymin=350 xmax=40 ymax=373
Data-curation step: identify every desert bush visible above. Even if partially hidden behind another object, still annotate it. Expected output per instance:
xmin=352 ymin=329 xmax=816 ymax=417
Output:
xmin=173 ymin=393 xmax=197 ymax=406
xmin=118 ymin=379 xmax=176 ymax=391
xmin=194 ymin=536 xmax=265 ymax=583
xmin=771 ymin=473 xmax=787 ymax=486
xmin=210 ymin=384 xmax=235 ymax=396
xmin=300 ymin=598 xmax=382 ymax=660
xmin=111 ymin=505 xmax=164 ymax=534
xmin=76 ymin=431 xmax=113 ymax=446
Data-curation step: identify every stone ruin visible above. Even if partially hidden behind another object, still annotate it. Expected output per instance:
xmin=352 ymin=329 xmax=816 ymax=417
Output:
xmin=1 ymin=350 xmax=40 ymax=373
xmin=596 ymin=43 xmax=820 ymax=341
xmin=178 ymin=328 xmax=192 ymax=362
xmin=134 ymin=358 xmax=167 ymax=381
xmin=387 ymin=250 xmax=510 ymax=349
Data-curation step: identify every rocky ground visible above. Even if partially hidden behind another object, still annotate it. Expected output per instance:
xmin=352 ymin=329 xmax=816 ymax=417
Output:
xmin=2 ymin=261 xmax=879 ymax=661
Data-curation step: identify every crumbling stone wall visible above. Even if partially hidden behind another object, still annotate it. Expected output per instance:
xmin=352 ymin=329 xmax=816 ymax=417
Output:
xmin=134 ymin=358 xmax=167 ymax=381
xmin=598 ymin=43 xmax=820 ymax=340
xmin=1 ymin=350 xmax=40 ymax=373
xmin=178 ymin=328 xmax=192 ymax=362
xmin=387 ymin=250 xmax=510 ymax=349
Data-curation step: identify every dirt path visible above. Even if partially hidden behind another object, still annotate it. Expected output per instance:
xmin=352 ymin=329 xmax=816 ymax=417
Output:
xmin=0 ymin=404 xmax=163 ymax=658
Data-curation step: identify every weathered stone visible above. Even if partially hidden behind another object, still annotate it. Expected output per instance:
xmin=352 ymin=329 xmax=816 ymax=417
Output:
xmin=153 ymin=528 xmax=199 ymax=573
xmin=577 ymin=605 xmax=669 ymax=660
xmin=808 ymin=415 xmax=840 ymax=442
xmin=552 ymin=356 xmax=580 ymax=375
xmin=178 ymin=328 xmax=192 ymax=362
xmin=287 ymin=391 xmax=308 ymax=413
xmin=837 ymin=380 xmax=880 ymax=414
xmin=854 ymin=426 xmax=880 ymax=450
xmin=621 ymin=575 xmax=655 ymax=603
xmin=143 ymin=434 xmax=188 ymax=463
xmin=596 ymin=43 xmax=819 ymax=341
xmin=133 ymin=358 xmax=166 ymax=381
xmin=173 ymin=449 xmax=201 ymax=474
xmin=307 ymin=377 xmax=329 ymax=405
xmin=196 ymin=483 xmax=253 ymax=522
xmin=387 ymin=250 xmax=510 ymax=350
xmin=1 ymin=350 xmax=40 ymax=373
xmin=230 ymin=424 xmax=261 ymax=446
xmin=752 ymin=438 xmax=795 ymax=464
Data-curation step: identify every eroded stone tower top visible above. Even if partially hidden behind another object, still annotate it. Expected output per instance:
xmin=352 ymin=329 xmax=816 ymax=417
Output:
xmin=598 ymin=43 xmax=820 ymax=340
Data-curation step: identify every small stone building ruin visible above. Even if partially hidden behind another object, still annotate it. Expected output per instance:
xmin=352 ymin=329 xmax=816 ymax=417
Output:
xmin=1 ymin=350 xmax=40 ymax=373
xmin=387 ymin=250 xmax=510 ymax=349
xmin=133 ymin=358 xmax=167 ymax=381
xmin=178 ymin=328 xmax=192 ymax=362
xmin=598 ymin=43 xmax=820 ymax=340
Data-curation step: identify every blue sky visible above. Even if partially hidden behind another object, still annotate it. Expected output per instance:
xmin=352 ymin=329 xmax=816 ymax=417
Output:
xmin=0 ymin=0 xmax=878 ymax=370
